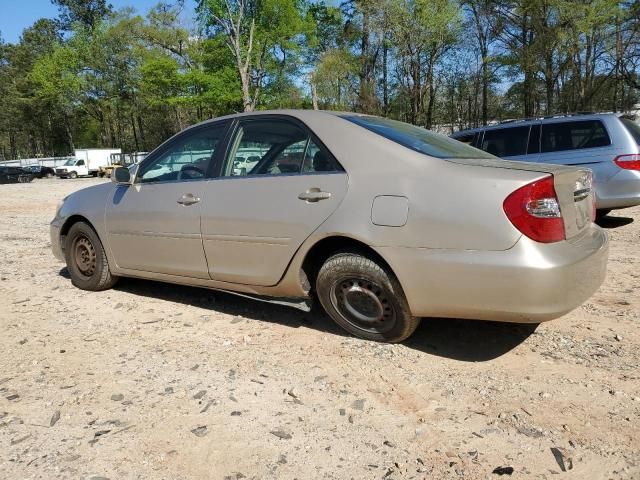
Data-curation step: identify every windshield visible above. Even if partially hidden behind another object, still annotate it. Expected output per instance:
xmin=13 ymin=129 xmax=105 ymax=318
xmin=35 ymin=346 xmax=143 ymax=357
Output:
xmin=342 ymin=115 xmax=496 ymax=159
xmin=64 ymin=158 xmax=77 ymax=166
xmin=620 ymin=117 xmax=640 ymax=145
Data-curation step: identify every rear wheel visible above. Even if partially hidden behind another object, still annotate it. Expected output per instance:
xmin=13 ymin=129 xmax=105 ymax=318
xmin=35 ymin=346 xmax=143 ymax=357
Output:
xmin=316 ymin=252 xmax=420 ymax=343
xmin=64 ymin=221 xmax=118 ymax=291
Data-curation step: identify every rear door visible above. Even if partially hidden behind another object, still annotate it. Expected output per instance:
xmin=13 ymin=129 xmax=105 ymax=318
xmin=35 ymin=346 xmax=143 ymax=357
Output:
xmin=200 ymin=117 xmax=348 ymax=286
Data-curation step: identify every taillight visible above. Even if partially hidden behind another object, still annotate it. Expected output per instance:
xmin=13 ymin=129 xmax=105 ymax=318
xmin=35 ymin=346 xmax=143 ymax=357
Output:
xmin=614 ymin=154 xmax=640 ymax=170
xmin=503 ymin=175 xmax=565 ymax=243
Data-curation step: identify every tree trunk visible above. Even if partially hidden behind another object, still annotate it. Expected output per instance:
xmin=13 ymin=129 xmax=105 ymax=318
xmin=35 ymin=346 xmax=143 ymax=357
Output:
xmin=137 ymin=114 xmax=146 ymax=152
xmin=382 ymin=33 xmax=389 ymax=115
xmin=64 ymin=113 xmax=75 ymax=152
xmin=481 ymin=48 xmax=489 ymax=125
xmin=310 ymin=75 xmax=319 ymax=110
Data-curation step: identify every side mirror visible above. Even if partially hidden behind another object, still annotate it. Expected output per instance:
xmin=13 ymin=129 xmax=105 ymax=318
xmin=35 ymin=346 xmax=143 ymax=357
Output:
xmin=112 ymin=166 xmax=132 ymax=184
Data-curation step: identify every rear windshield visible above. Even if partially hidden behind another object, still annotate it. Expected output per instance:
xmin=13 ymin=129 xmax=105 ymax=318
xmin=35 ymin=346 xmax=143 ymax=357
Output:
xmin=343 ymin=115 xmax=495 ymax=159
xmin=620 ymin=117 xmax=640 ymax=145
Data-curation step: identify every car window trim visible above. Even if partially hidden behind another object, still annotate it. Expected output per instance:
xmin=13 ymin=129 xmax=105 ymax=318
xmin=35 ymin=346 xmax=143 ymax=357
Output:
xmin=134 ymin=120 xmax=231 ymax=185
xmin=220 ymin=114 xmax=344 ymax=178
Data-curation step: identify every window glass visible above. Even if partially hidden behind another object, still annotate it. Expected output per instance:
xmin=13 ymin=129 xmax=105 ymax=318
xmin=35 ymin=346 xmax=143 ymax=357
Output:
xmin=137 ymin=125 xmax=226 ymax=183
xmin=343 ymin=115 xmax=494 ymax=159
xmin=225 ymin=120 xmax=341 ymax=176
xmin=620 ymin=117 xmax=640 ymax=145
xmin=301 ymin=139 xmax=341 ymax=172
xmin=541 ymin=120 xmax=610 ymax=153
xmin=76 ymin=160 xmax=85 ymax=166
xmin=453 ymin=133 xmax=476 ymax=145
xmin=528 ymin=124 xmax=541 ymax=154
xmin=481 ymin=126 xmax=530 ymax=157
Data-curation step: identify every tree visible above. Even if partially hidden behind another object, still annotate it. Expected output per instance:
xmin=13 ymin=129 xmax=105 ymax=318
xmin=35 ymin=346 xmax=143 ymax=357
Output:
xmin=52 ymin=0 xmax=113 ymax=31
xmin=196 ymin=0 xmax=308 ymax=111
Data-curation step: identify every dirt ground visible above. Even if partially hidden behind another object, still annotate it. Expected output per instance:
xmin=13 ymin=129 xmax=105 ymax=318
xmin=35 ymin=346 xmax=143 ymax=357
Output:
xmin=0 ymin=177 xmax=638 ymax=480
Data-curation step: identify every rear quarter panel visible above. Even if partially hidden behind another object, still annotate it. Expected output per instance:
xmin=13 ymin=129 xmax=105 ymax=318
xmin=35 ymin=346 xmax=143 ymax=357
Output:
xmin=297 ymin=113 xmax=544 ymax=252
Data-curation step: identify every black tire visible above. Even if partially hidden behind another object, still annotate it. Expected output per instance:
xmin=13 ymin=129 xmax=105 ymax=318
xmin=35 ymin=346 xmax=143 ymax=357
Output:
xmin=64 ymin=221 xmax=118 ymax=291
xmin=316 ymin=251 xmax=420 ymax=343
xmin=69 ymin=171 xmax=78 ymax=179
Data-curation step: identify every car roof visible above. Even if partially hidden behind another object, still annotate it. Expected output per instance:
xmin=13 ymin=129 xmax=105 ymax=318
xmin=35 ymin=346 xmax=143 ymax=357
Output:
xmin=452 ymin=112 xmax=623 ymax=136
xmin=190 ymin=109 xmax=347 ymax=127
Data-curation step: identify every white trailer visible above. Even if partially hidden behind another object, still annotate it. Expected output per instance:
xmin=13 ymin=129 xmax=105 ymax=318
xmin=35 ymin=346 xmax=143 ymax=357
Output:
xmin=55 ymin=148 xmax=122 ymax=178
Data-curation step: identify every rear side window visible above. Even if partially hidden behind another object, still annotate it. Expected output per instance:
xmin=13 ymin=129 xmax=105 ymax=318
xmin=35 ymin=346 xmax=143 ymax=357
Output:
xmin=527 ymin=124 xmax=541 ymax=154
xmin=344 ymin=115 xmax=494 ymax=159
xmin=453 ymin=133 xmax=476 ymax=145
xmin=620 ymin=117 xmax=640 ymax=145
xmin=541 ymin=121 xmax=610 ymax=153
xmin=224 ymin=119 xmax=342 ymax=176
xmin=481 ymin=126 xmax=530 ymax=157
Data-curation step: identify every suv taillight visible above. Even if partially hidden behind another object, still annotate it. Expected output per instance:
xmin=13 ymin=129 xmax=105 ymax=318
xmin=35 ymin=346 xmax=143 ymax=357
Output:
xmin=503 ymin=175 xmax=565 ymax=243
xmin=614 ymin=154 xmax=640 ymax=170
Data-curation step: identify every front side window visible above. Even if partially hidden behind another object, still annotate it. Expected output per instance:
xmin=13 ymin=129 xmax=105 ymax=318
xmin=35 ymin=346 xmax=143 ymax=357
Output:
xmin=344 ymin=115 xmax=495 ymax=159
xmin=481 ymin=126 xmax=530 ymax=157
xmin=137 ymin=124 xmax=227 ymax=183
xmin=76 ymin=160 xmax=85 ymax=166
xmin=224 ymin=119 xmax=341 ymax=177
xmin=541 ymin=120 xmax=611 ymax=153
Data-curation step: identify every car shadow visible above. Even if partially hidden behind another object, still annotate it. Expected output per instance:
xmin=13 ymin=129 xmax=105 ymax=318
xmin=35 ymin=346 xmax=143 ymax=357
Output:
xmin=59 ymin=268 xmax=537 ymax=362
xmin=404 ymin=318 xmax=537 ymax=361
xmin=596 ymin=215 xmax=634 ymax=228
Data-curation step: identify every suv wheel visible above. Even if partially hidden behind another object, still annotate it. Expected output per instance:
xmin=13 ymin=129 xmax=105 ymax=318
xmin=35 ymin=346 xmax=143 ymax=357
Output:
xmin=316 ymin=251 xmax=420 ymax=342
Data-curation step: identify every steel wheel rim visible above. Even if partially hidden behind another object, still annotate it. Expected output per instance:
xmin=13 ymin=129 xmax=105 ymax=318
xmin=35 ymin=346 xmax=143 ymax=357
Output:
xmin=74 ymin=236 xmax=97 ymax=277
xmin=329 ymin=277 xmax=396 ymax=334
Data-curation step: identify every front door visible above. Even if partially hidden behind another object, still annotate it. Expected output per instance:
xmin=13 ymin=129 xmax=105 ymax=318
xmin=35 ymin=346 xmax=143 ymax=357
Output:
xmin=200 ymin=117 xmax=348 ymax=286
xmin=105 ymin=122 xmax=228 ymax=279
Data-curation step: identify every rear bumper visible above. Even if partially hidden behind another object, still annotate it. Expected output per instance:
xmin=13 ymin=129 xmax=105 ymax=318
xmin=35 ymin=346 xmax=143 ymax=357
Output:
xmin=594 ymin=167 xmax=640 ymax=210
xmin=377 ymin=224 xmax=608 ymax=322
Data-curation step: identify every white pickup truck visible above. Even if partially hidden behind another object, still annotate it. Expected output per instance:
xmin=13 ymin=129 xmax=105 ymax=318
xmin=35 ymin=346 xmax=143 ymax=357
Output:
xmin=55 ymin=148 xmax=121 ymax=178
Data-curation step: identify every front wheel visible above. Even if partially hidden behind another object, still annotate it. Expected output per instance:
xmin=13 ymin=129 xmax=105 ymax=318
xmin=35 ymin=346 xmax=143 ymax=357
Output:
xmin=316 ymin=252 xmax=420 ymax=343
xmin=68 ymin=171 xmax=78 ymax=179
xmin=64 ymin=221 xmax=118 ymax=291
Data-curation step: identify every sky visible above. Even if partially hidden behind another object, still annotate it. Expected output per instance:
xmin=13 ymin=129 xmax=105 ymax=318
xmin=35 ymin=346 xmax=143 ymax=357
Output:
xmin=0 ymin=0 xmax=197 ymax=43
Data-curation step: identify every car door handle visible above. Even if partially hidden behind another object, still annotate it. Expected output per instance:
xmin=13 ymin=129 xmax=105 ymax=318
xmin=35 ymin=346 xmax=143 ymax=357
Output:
xmin=298 ymin=189 xmax=331 ymax=202
xmin=177 ymin=193 xmax=200 ymax=206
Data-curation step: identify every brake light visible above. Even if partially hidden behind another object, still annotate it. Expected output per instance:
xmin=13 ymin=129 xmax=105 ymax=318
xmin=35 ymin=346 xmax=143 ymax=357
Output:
xmin=503 ymin=175 xmax=565 ymax=243
xmin=614 ymin=154 xmax=640 ymax=170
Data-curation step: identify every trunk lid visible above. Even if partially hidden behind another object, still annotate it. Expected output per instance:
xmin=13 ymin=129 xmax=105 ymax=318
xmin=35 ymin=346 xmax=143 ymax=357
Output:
xmin=448 ymin=157 xmax=594 ymax=240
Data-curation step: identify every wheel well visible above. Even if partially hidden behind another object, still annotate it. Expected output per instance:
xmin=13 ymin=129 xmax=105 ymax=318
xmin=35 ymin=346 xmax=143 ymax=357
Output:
xmin=301 ymin=236 xmax=396 ymax=289
xmin=59 ymin=215 xmax=95 ymax=250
